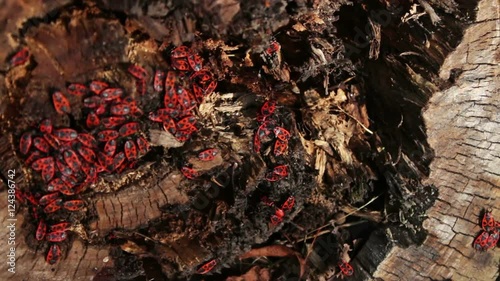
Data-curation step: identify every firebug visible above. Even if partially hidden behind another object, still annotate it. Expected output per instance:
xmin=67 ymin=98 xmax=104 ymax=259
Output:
xmin=46 ymin=244 xmax=61 ymax=265
xmin=36 ymin=220 xmax=47 ymax=241
xmin=52 ymin=91 xmax=71 ymax=114
xmin=196 ymin=259 xmax=217 ymax=275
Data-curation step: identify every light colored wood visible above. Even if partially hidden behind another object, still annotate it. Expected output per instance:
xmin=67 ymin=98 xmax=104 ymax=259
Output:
xmin=374 ymin=0 xmax=500 ymax=279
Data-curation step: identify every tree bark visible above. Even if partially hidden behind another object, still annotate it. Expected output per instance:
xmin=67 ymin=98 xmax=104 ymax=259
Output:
xmin=373 ymin=0 xmax=500 ymax=280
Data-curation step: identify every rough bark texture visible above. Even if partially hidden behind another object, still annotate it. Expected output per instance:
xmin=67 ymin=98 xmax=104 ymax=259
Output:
xmin=373 ymin=0 xmax=500 ymax=280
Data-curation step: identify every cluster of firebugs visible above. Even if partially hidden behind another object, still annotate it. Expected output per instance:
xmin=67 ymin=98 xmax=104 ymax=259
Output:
xmin=9 ymin=43 xmax=355 ymax=276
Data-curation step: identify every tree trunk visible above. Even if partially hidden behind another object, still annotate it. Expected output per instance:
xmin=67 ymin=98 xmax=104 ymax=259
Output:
xmin=373 ymin=0 xmax=500 ymax=280
xmin=0 ymin=0 xmax=498 ymax=280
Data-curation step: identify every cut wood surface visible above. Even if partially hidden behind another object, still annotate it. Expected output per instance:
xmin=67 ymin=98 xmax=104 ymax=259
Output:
xmin=373 ymin=0 xmax=500 ymax=280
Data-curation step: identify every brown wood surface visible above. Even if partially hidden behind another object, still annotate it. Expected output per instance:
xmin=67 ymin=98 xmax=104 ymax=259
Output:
xmin=373 ymin=0 xmax=500 ymax=279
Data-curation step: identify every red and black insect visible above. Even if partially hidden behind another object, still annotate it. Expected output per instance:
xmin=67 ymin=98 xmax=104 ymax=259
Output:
xmin=52 ymin=91 xmax=71 ymax=114
xmin=46 ymin=244 xmax=61 ymax=265
xmin=128 ymin=64 xmax=148 ymax=80
xmin=33 ymin=137 xmax=50 ymax=153
xmin=171 ymin=46 xmax=190 ymax=58
xmin=269 ymin=196 xmax=295 ymax=225
xmin=39 ymin=119 xmax=53 ymax=134
xmin=259 ymin=100 xmax=276 ymax=120
xmin=187 ymin=54 xmax=203 ymax=72
xmin=101 ymin=116 xmax=126 ymax=129
xmin=89 ymin=80 xmax=109 ymax=95
xmin=338 ymin=261 xmax=354 ymax=276
xmin=83 ymin=95 xmax=102 ymax=108
xmin=119 ymin=122 xmax=140 ymax=137
xmin=181 ymin=167 xmax=198 ymax=179
xmin=136 ymin=137 xmax=150 ymax=155
xmin=281 ymin=196 xmax=295 ymax=211
xmin=154 ymin=70 xmax=166 ymax=92
xmin=482 ymin=211 xmax=496 ymax=232
xmin=198 ymin=149 xmax=218 ymax=161
xmin=9 ymin=47 xmax=30 ymax=67
xmin=274 ymin=139 xmax=288 ymax=156
xmin=77 ymin=133 xmax=97 ymax=148
xmin=53 ymin=128 xmax=78 ymax=142
xmin=136 ymin=79 xmax=147 ymax=96
xmin=274 ymin=127 xmax=291 ymax=142
xmin=176 ymin=116 xmax=197 ymax=131
xmin=44 ymin=198 xmax=63 ymax=213
xmin=39 ymin=192 xmax=60 ymax=205
xmin=97 ymin=130 xmax=120 ymax=142
xmin=63 ymin=200 xmax=85 ymax=211
xmin=67 ymin=83 xmax=88 ymax=96
xmin=272 ymin=165 xmax=288 ymax=177
xmin=50 ymin=222 xmax=71 ymax=232
xmin=63 ymin=149 xmax=82 ymax=172
xmin=196 ymin=259 xmax=217 ymax=275
xmin=86 ymin=112 xmax=100 ymax=128
xmin=104 ymin=139 xmax=117 ymax=156
xmin=473 ymin=231 xmax=489 ymax=251
xmin=19 ymin=132 xmax=32 ymax=155
xmin=101 ymin=88 xmax=123 ymax=101
xmin=112 ymin=152 xmax=126 ymax=172
xmin=47 ymin=178 xmax=65 ymax=192
xmin=36 ymin=220 xmax=47 ymax=241
xmin=76 ymin=144 xmax=96 ymax=163
xmin=171 ymin=58 xmax=190 ymax=71
xmin=124 ymin=140 xmax=138 ymax=161
xmin=41 ymin=160 xmax=55 ymax=182
xmin=110 ymin=104 xmax=131 ymax=116
xmin=46 ymin=231 xmax=67 ymax=242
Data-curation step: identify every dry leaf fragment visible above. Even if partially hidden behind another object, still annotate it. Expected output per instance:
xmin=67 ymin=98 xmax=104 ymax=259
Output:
xmin=240 ymin=245 xmax=306 ymax=278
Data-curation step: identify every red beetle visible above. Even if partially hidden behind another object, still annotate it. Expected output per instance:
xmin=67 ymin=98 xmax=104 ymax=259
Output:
xmin=272 ymin=165 xmax=288 ymax=177
xmin=473 ymin=231 xmax=490 ymax=251
xmin=33 ymin=137 xmax=50 ymax=153
xmin=203 ymin=80 xmax=217 ymax=97
xmin=176 ymin=87 xmax=197 ymax=109
xmin=86 ymin=111 xmax=100 ymax=128
xmin=41 ymin=161 xmax=55 ymax=182
xmin=171 ymin=58 xmax=190 ymax=71
xmin=39 ymin=192 xmax=60 ymax=206
xmin=77 ymin=133 xmax=97 ymax=148
xmin=67 ymin=83 xmax=88 ymax=96
xmin=19 ymin=132 xmax=32 ymax=155
xmin=46 ymin=244 xmax=61 ymax=265
xmin=83 ymin=95 xmax=102 ymax=108
xmin=53 ymin=128 xmax=78 ymax=142
xmin=59 ymin=184 xmax=75 ymax=196
xmin=101 ymin=116 xmax=126 ymax=129
xmin=482 ymin=211 xmax=496 ymax=232
xmin=154 ymin=70 xmax=166 ymax=92
xmin=89 ymin=80 xmax=109 ymax=95
xmin=128 ymin=64 xmax=147 ymax=80
xmin=259 ymin=100 xmax=276 ymax=119
xmin=9 ymin=47 xmax=30 ymax=67
xmin=124 ymin=140 xmax=138 ymax=161
xmin=47 ymin=178 xmax=65 ymax=192
xmin=112 ymin=152 xmax=126 ymax=171
xmin=50 ymin=222 xmax=71 ymax=232
xmin=274 ymin=127 xmax=291 ymax=142
xmin=39 ymin=119 xmax=53 ymax=134
xmin=338 ymin=261 xmax=354 ymax=276
xmin=98 ymin=152 xmax=114 ymax=172
xmin=55 ymin=157 xmax=73 ymax=176
xmin=136 ymin=137 xmax=150 ymax=155
xmin=97 ymin=130 xmax=120 ymax=142
xmin=36 ymin=220 xmax=47 ymax=241
xmin=485 ymin=230 xmax=499 ymax=250
xmin=43 ymin=133 xmax=59 ymax=150
xmin=165 ymin=71 xmax=177 ymax=90
xmin=171 ymin=46 xmax=190 ymax=58
xmin=196 ymin=259 xmax=217 ymax=274
xmin=46 ymin=231 xmax=67 ymax=242
xmin=52 ymin=91 xmax=71 ymax=114
xmin=281 ymin=196 xmax=295 ymax=211
xmin=187 ymin=54 xmax=203 ymax=72
xmin=163 ymin=89 xmax=179 ymax=109
xmin=31 ymin=156 xmax=53 ymax=171
xmin=270 ymin=208 xmax=285 ymax=225
xmin=198 ymin=149 xmax=219 ymax=161
xmin=101 ymin=88 xmax=123 ymax=101
xmin=274 ymin=139 xmax=288 ymax=156
xmin=63 ymin=200 xmax=85 ymax=211
xmin=176 ymin=116 xmax=197 ymax=131
xmin=110 ymin=104 xmax=131 ymax=116
xmin=76 ymin=145 xmax=96 ymax=163
xmin=163 ymin=117 xmax=177 ymax=135
xmin=44 ymin=198 xmax=63 ymax=213
xmin=61 ymin=174 xmax=78 ymax=188
xmin=63 ymin=149 xmax=82 ymax=172
xmin=181 ymin=167 xmax=198 ymax=179
xmin=118 ymin=122 xmax=140 ymax=137
xmin=104 ymin=139 xmax=117 ymax=156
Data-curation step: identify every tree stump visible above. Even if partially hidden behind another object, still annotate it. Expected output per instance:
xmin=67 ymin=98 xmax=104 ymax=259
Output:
xmin=0 ymin=0 xmax=497 ymax=280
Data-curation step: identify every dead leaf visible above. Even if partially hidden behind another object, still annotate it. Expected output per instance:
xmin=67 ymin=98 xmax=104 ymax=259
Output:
xmin=120 ymin=240 xmax=147 ymax=255
xmin=226 ymin=266 xmax=270 ymax=281
xmin=240 ymin=245 xmax=306 ymax=278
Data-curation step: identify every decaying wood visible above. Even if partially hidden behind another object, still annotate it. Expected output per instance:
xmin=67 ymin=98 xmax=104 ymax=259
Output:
xmin=374 ymin=0 xmax=500 ymax=280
